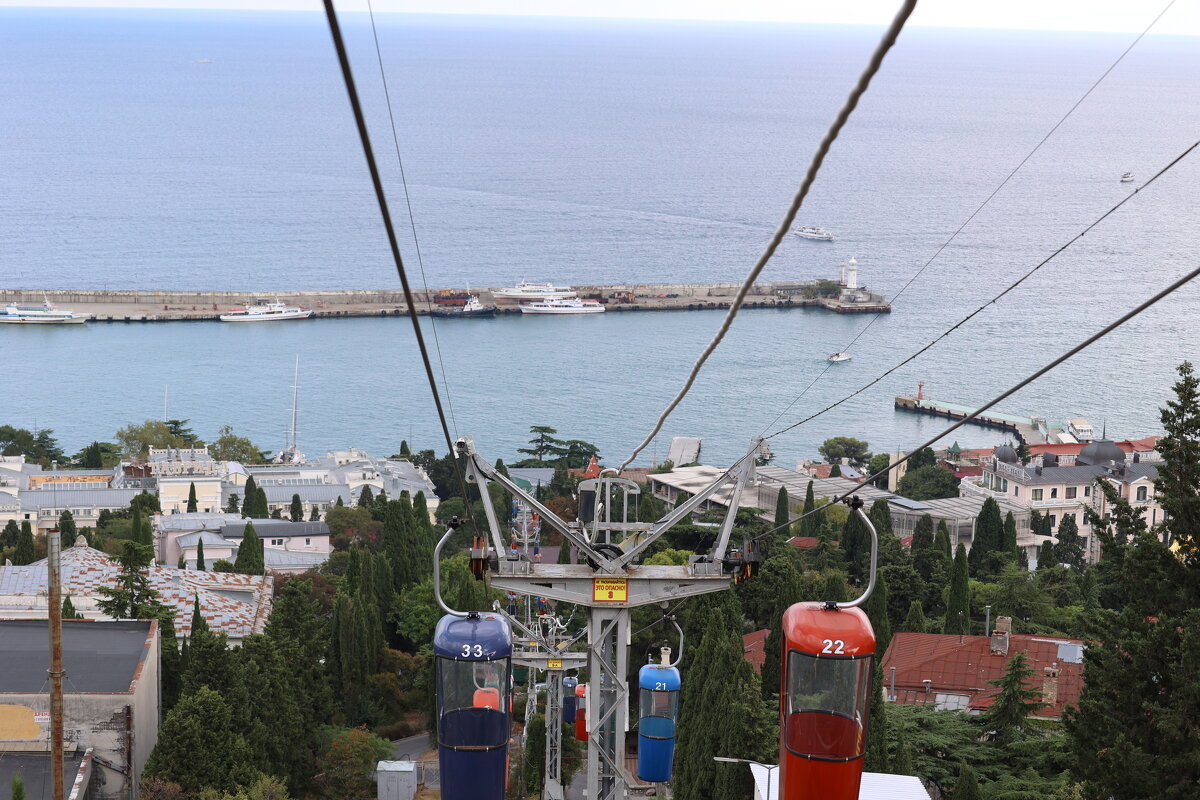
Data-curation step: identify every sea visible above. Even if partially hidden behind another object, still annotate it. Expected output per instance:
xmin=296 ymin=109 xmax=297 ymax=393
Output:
xmin=1 ymin=8 xmax=1198 ymax=468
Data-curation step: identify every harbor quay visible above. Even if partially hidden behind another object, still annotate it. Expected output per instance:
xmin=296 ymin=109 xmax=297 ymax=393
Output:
xmin=0 ymin=280 xmax=890 ymax=323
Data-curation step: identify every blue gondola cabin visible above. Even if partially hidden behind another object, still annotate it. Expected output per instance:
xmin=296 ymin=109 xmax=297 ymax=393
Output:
xmin=637 ymin=655 xmax=681 ymax=783
xmin=435 ymin=613 xmax=512 ymax=800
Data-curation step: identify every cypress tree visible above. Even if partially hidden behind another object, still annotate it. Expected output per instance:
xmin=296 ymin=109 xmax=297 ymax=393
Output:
xmin=226 ymin=493 xmax=240 ymax=514
xmin=843 ymin=510 xmax=870 ymax=585
xmin=902 ymin=599 xmax=927 ymax=633
xmin=11 ymin=773 xmax=25 ymax=800
xmin=255 ymin=486 xmax=268 ymax=518
xmin=774 ymin=487 xmax=791 ymax=539
xmin=241 ymin=476 xmax=257 ymax=517
xmin=912 ymin=514 xmax=937 ymax=580
xmin=829 ymin=462 xmax=842 ymax=477
xmin=234 ymin=521 xmax=264 ymax=575
xmin=13 ymin=521 xmax=35 ymax=565
xmin=58 ymin=509 xmax=77 ymax=548
xmin=177 ymin=554 xmax=185 ymax=569
xmin=186 ymin=482 xmax=198 ymax=513
xmin=289 ymin=493 xmax=303 ymax=522
xmin=358 ymin=485 xmax=374 ymax=508
xmin=954 ymin=761 xmax=982 ymax=800
xmin=892 ymin=727 xmax=915 ymax=775
xmin=143 ymin=686 xmax=252 ymax=793
xmin=1054 ymin=513 xmax=1085 ymax=572
xmin=943 ymin=543 xmax=970 ymax=635
xmin=309 ymin=505 xmax=319 ymax=521
xmin=1 ymin=519 xmax=19 ymax=548
xmin=969 ymin=496 xmax=1004 ymax=577
xmin=761 ymin=608 xmax=783 ymax=701
xmin=335 ymin=496 xmax=344 ymax=507
xmin=1003 ymin=511 xmax=1018 ymax=555
xmin=196 ymin=538 xmax=206 ymax=571
xmin=863 ymin=569 xmax=892 ymax=654
xmin=160 ymin=615 xmax=182 ymax=711
xmin=821 ymin=572 xmax=849 ymax=602
xmin=191 ymin=595 xmax=209 ymax=635
xmin=399 ymin=439 xmax=411 ymax=457
xmin=935 ymin=520 xmax=952 ymax=558
xmin=799 ymin=480 xmax=817 ymax=538
xmin=61 ymin=596 xmax=81 ymax=619
xmin=864 ymin=659 xmax=889 ymax=772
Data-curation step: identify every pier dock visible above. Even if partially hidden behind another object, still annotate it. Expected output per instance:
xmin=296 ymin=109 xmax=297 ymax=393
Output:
xmin=1 ymin=282 xmax=890 ymax=324
xmin=894 ymin=395 xmax=1043 ymax=444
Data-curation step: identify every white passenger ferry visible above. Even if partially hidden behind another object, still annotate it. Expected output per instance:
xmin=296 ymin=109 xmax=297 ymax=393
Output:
xmin=493 ymin=281 xmax=577 ymax=303
xmin=793 ymin=226 xmax=835 ymax=241
xmin=0 ymin=299 xmax=89 ymax=324
xmin=219 ymin=300 xmax=312 ymax=322
xmin=519 ymin=298 xmax=605 ymax=315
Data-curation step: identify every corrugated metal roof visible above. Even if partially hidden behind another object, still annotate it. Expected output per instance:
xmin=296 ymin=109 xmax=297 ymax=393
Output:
xmin=20 ymin=488 xmax=142 ymax=511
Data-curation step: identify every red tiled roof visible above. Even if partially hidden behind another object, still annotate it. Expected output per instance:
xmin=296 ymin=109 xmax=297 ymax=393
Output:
xmin=787 ymin=536 xmax=838 ymax=551
xmin=881 ymin=631 xmax=1084 ymax=718
xmin=743 ymin=628 xmax=769 ymax=674
xmin=801 ymin=464 xmax=835 ymax=479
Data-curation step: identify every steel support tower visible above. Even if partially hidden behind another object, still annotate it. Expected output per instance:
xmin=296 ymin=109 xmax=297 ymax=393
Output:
xmin=455 ymin=436 xmax=765 ymax=800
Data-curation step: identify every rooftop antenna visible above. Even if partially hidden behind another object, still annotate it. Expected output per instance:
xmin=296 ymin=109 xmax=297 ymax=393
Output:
xmin=277 ymin=356 xmax=305 ymax=465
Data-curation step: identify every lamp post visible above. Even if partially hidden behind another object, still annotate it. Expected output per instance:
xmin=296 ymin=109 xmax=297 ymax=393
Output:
xmin=713 ymin=757 xmax=778 ymax=800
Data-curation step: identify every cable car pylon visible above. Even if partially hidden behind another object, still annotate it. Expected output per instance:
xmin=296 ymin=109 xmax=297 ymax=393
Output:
xmin=448 ymin=435 xmax=766 ymax=800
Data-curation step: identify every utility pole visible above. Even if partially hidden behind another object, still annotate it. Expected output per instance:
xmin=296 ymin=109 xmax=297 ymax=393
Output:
xmin=47 ymin=526 xmax=66 ymax=800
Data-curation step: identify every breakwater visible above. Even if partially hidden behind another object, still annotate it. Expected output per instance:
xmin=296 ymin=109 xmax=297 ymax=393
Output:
xmin=1 ymin=283 xmax=890 ymax=322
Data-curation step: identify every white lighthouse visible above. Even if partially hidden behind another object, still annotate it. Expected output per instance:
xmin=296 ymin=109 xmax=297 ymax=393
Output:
xmin=846 ymin=257 xmax=859 ymax=290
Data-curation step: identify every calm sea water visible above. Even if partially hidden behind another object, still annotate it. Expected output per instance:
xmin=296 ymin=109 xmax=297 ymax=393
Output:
xmin=1 ymin=9 xmax=1198 ymax=466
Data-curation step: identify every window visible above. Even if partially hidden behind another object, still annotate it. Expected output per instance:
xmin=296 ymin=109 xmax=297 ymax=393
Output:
xmin=1065 ymin=487 xmax=1077 ymax=500
xmin=1013 ymin=486 xmax=1019 ymax=496
xmin=785 ymin=651 xmax=872 ymax=761
xmin=305 ymin=537 xmax=312 ymax=546
xmin=270 ymin=538 xmax=284 ymax=546
xmin=1032 ymin=489 xmax=1043 ymax=501
xmin=1136 ymin=485 xmax=1148 ymax=502
xmin=1084 ymin=486 xmax=1092 ymax=497
xmin=1050 ymin=488 xmax=1058 ymax=499
xmin=1048 ymin=515 xmax=1057 ymax=529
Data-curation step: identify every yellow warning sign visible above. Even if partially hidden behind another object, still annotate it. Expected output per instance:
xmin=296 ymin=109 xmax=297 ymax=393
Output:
xmin=593 ymin=578 xmax=628 ymax=603
xmin=547 ymin=658 xmax=564 ymax=670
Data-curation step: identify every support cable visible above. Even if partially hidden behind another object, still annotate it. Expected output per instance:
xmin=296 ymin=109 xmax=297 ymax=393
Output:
xmin=756 ymin=0 xmax=1178 ymax=437
xmin=322 ymin=0 xmax=479 ymax=534
xmin=617 ymin=0 xmax=918 ymax=470
xmin=364 ymin=0 xmax=460 ymax=437
xmin=764 ymin=139 xmax=1200 ymax=441
xmin=753 ymin=252 xmax=1200 ymax=542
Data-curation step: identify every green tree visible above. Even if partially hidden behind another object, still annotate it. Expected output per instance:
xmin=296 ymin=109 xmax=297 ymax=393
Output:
xmin=234 ymin=522 xmax=265 ymax=575
xmin=289 ymin=494 xmax=303 ymax=523
xmin=1053 ymin=513 xmax=1085 ymax=573
xmin=907 ymin=446 xmax=937 ymax=470
xmin=943 ymin=543 xmax=970 ymax=635
xmin=517 ymin=425 xmax=564 ymax=463
xmin=61 ymin=595 xmax=82 ymax=619
xmin=314 ymin=727 xmax=392 ymax=800
xmin=13 ymin=520 xmax=35 ymax=565
xmin=0 ymin=424 xmax=65 ymax=466
xmin=357 ymin=485 xmax=374 ymax=509
xmin=867 ymin=451 xmax=891 ymax=488
xmin=954 ymin=761 xmax=982 ymax=800
xmin=1 ymin=518 xmax=19 ymax=548
xmin=212 ymin=559 xmax=234 ymax=572
xmin=773 ymin=487 xmax=791 ymax=540
xmin=799 ymin=480 xmax=817 ymax=538
xmin=226 ymin=493 xmax=240 ymax=514
xmin=1003 ymin=511 xmax=1018 ymax=555
xmin=196 ymin=539 xmax=206 ymax=571
xmin=144 ymin=686 xmax=252 ymax=793
xmin=241 ymin=476 xmax=258 ymax=517
xmin=116 ymin=419 xmax=185 ymax=458
xmin=187 ymin=482 xmax=198 ymax=513
xmin=969 ymin=497 xmax=1005 ymax=578
xmin=829 ymin=462 xmax=842 ymax=477
xmin=864 ymin=660 xmax=890 ymax=772
xmin=902 ymin=599 xmax=927 ymax=632
xmin=898 ymin=464 xmax=959 ymax=501
xmin=96 ymin=541 xmax=168 ymax=619
xmin=160 ymin=615 xmax=183 ymax=711
xmin=1066 ymin=363 xmax=1200 ymax=799
xmin=523 ymin=713 xmax=548 ymax=795
xmin=58 ymin=509 xmax=77 ymax=547
xmin=255 ymin=487 xmax=269 ymax=519
xmin=209 ymin=425 xmax=268 ymax=464
xmin=935 ymin=521 xmax=952 ymax=558
xmin=980 ymin=651 xmax=1042 ymax=744
xmin=819 ymin=436 xmax=871 ymax=466
xmin=11 ymin=773 xmax=25 ymax=800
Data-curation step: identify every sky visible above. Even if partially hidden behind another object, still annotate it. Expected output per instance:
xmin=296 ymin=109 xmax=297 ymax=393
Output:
xmin=3 ymin=0 xmax=1199 ymax=36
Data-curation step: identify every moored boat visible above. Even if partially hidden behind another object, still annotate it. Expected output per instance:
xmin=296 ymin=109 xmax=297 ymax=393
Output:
xmin=220 ymin=300 xmax=312 ymax=322
xmin=1120 ymin=172 xmax=1135 ymax=183
xmin=827 ymin=352 xmax=852 ymax=363
xmin=793 ymin=226 xmax=835 ymax=241
xmin=519 ymin=298 xmax=605 ymax=315
xmin=429 ymin=296 xmax=496 ymax=318
xmin=0 ymin=299 xmax=89 ymax=324
xmin=493 ymin=281 xmax=577 ymax=303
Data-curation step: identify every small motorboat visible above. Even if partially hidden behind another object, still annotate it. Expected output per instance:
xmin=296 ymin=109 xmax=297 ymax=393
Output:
xmin=1120 ymin=172 xmax=1135 ymax=183
xmin=827 ymin=352 xmax=852 ymax=363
